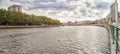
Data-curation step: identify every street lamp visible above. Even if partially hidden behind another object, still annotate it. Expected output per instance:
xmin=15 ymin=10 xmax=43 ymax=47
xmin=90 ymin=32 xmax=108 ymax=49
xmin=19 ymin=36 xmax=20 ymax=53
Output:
xmin=115 ymin=0 xmax=118 ymax=24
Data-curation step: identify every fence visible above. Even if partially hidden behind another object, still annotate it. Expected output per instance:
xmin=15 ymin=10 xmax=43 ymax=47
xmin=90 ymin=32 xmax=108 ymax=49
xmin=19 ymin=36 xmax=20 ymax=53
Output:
xmin=109 ymin=24 xmax=119 ymax=54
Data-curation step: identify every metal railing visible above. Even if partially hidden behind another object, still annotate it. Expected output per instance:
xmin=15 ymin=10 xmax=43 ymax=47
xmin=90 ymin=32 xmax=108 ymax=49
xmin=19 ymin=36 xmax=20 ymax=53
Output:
xmin=109 ymin=24 xmax=119 ymax=54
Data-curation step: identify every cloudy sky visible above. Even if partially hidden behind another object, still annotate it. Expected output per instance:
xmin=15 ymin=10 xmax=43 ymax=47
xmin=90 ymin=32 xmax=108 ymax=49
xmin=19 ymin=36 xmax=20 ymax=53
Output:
xmin=0 ymin=0 xmax=119 ymax=22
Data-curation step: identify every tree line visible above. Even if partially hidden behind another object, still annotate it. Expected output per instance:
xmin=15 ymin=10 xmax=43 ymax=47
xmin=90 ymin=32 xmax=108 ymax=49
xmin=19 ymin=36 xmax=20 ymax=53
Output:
xmin=0 ymin=9 xmax=60 ymax=25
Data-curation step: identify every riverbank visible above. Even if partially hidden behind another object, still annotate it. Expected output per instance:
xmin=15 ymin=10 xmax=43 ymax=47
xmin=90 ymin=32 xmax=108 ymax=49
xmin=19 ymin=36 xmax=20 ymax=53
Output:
xmin=0 ymin=24 xmax=109 ymax=29
xmin=0 ymin=25 xmax=60 ymax=29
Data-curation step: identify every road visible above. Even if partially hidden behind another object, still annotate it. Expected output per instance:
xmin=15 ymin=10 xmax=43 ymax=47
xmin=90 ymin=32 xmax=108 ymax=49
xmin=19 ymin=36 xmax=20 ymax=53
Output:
xmin=0 ymin=26 xmax=110 ymax=54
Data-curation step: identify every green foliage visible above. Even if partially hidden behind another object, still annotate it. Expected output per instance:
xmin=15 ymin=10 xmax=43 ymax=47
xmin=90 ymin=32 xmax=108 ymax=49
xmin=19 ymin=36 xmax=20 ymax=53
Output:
xmin=0 ymin=9 xmax=60 ymax=25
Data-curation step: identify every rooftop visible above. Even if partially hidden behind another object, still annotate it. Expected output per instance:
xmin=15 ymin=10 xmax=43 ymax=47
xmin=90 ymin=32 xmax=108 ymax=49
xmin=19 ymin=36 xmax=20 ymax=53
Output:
xmin=8 ymin=5 xmax=22 ymax=8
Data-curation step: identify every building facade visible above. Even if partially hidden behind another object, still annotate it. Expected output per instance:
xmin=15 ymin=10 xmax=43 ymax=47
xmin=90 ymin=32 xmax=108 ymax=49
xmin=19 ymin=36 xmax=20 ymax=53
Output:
xmin=106 ymin=12 xmax=120 ymax=24
xmin=8 ymin=5 xmax=22 ymax=12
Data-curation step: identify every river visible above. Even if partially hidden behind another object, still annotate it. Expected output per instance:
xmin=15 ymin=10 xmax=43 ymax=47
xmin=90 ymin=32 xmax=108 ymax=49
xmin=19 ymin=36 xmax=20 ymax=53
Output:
xmin=0 ymin=26 xmax=110 ymax=54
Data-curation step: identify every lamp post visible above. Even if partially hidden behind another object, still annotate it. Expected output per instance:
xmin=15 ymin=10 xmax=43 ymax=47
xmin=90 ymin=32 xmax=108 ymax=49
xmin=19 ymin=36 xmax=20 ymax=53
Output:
xmin=115 ymin=0 xmax=118 ymax=24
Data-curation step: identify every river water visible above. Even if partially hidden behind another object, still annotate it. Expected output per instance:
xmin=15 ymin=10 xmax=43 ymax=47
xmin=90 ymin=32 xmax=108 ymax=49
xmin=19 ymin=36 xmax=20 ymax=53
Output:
xmin=0 ymin=26 xmax=110 ymax=54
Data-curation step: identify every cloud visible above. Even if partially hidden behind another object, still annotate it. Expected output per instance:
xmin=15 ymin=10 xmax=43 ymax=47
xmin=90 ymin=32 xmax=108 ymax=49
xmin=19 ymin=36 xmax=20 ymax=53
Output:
xmin=0 ymin=0 xmax=114 ymax=22
xmin=94 ymin=1 xmax=110 ymax=9
xmin=0 ymin=0 xmax=21 ymax=9
xmin=32 ymin=2 xmax=70 ymax=10
xmin=10 ymin=0 xmax=71 ymax=10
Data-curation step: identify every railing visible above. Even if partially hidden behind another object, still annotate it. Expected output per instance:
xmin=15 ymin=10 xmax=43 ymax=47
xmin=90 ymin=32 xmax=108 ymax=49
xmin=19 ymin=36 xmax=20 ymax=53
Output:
xmin=109 ymin=24 xmax=119 ymax=54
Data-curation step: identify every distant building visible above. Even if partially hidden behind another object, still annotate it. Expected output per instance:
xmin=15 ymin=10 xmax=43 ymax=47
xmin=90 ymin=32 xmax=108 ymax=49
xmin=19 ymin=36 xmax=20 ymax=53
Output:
xmin=106 ymin=12 xmax=120 ymax=23
xmin=95 ymin=18 xmax=109 ymax=24
xmin=8 ymin=5 xmax=22 ymax=12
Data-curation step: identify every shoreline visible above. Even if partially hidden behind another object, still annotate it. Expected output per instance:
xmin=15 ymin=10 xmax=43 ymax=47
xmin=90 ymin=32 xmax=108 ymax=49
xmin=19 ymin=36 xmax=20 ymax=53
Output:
xmin=0 ymin=24 xmax=107 ymax=29
xmin=0 ymin=25 xmax=60 ymax=29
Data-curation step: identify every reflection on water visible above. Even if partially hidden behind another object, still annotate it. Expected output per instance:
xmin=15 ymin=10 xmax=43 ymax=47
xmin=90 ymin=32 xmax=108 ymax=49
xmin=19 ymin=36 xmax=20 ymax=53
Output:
xmin=0 ymin=26 xmax=110 ymax=54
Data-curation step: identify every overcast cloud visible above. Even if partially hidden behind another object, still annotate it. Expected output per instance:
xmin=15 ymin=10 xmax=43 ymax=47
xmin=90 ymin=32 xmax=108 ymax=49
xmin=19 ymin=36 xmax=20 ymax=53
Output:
xmin=0 ymin=0 xmax=119 ymax=22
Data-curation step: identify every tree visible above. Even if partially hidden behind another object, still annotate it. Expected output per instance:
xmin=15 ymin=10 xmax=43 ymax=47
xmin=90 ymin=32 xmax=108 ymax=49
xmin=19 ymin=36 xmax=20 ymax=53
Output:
xmin=0 ymin=9 xmax=60 ymax=25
